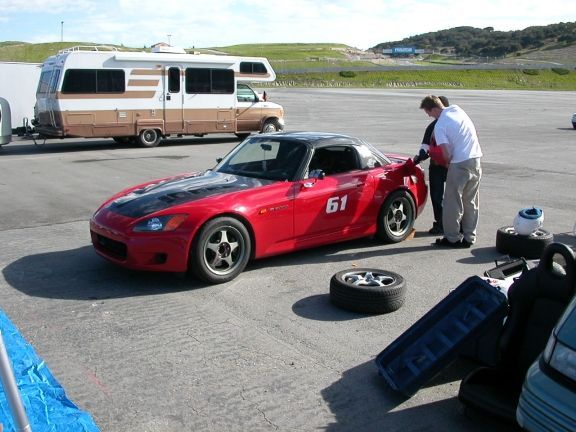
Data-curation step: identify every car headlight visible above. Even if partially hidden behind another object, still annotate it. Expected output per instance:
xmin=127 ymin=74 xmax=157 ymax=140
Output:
xmin=542 ymin=335 xmax=576 ymax=382
xmin=133 ymin=214 xmax=188 ymax=232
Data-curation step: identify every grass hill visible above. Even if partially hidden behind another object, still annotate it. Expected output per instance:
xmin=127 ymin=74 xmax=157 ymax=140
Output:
xmin=372 ymin=22 xmax=576 ymax=59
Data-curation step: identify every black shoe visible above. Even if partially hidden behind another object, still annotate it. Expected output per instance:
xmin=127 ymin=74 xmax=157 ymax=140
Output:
xmin=428 ymin=225 xmax=443 ymax=235
xmin=434 ymin=237 xmax=464 ymax=248
xmin=460 ymin=239 xmax=473 ymax=248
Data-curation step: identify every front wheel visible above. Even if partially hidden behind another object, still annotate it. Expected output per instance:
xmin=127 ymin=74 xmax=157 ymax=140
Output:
xmin=190 ymin=217 xmax=251 ymax=284
xmin=137 ymin=129 xmax=161 ymax=147
xmin=261 ymin=119 xmax=281 ymax=133
xmin=376 ymin=190 xmax=415 ymax=243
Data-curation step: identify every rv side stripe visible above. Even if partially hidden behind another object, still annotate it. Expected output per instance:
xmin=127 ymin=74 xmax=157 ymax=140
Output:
xmin=57 ymin=91 xmax=156 ymax=99
xmin=127 ymin=79 xmax=160 ymax=87
xmin=130 ymin=69 xmax=163 ymax=76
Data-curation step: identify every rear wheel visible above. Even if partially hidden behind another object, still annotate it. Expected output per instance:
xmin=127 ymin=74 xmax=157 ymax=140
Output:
xmin=190 ymin=217 xmax=251 ymax=284
xmin=137 ymin=129 xmax=161 ymax=147
xmin=376 ymin=190 xmax=415 ymax=243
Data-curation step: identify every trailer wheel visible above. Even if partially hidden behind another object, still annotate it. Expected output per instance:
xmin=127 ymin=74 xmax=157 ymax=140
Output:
xmin=137 ymin=129 xmax=161 ymax=147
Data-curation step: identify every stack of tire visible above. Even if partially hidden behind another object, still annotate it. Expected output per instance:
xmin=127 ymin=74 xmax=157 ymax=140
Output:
xmin=496 ymin=207 xmax=553 ymax=259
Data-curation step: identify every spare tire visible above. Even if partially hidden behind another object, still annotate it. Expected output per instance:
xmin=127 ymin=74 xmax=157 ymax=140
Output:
xmin=495 ymin=225 xmax=554 ymax=259
xmin=330 ymin=268 xmax=406 ymax=314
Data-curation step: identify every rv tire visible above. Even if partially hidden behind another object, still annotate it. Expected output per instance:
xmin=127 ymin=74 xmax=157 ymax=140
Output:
xmin=138 ymin=129 xmax=161 ymax=147
xmin=262 ymin=119 xmax=281 ymax=133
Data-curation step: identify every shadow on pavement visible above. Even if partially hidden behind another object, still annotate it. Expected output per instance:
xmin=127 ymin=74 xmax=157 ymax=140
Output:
xmin=2 ymin=245 xmax=206 ymax=300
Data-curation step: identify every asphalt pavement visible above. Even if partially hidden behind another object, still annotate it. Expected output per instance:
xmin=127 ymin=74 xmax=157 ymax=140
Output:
xmin=0 ymin=89 xmax=575 ymax=431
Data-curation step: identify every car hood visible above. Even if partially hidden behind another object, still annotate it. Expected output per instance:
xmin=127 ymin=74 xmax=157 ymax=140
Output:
xmin=105 ymin=170 xmax=273 ymax=218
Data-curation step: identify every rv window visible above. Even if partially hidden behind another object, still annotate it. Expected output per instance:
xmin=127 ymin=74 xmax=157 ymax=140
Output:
xmin=168 ymin=67 xmax=180 ymax=93
xmin=240 ymin=62 xmax=268 ymax=74
xmin=37 ymin=71 xmax=52 ymax=95
xmin=62 ymin=69 xmax=125 ymax=94
xmin=185 ymin=68 xmax=234 ymax=94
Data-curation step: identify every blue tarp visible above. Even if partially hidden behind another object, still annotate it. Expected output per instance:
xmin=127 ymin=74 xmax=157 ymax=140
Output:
xmin=0 ymin=310 xmax=100 ymax=431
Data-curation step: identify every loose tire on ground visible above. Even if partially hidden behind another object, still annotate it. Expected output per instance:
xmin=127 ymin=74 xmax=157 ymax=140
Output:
xmin=330 ymin=268 xmax=407 ymax=314
xmin=190 ymin=217 xmax=251 ymax=284
xmin=495 ymin=225 xmax=554 ymax=259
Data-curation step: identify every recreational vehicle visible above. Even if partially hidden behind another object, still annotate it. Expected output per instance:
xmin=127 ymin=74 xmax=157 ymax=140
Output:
xmin=34 ymin=46 xmax=285 ymax=147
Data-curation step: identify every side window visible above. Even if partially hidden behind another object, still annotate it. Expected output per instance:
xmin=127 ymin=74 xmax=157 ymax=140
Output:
xmin=185 ymin=68 xmax=234 ymax=94
xmin=240 ymin=62 xmax=268 ymax=75
xmin=237 ymin=84 xmax=257 ymax=102
xmin=309 ymin=146 xmax=359 ymax=176
xmin=168 ymin=67 xmax=180 ymax=93
xmin=61 ymin=69 xmax=124 ymax=93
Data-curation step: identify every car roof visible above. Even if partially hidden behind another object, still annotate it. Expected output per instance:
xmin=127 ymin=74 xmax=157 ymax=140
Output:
xmin=253 ymin=131 xmax=365 ymax=148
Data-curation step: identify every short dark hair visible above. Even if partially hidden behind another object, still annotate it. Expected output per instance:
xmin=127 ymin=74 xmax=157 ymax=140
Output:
xmin=420 ymin=95 xmax=444 ymax=110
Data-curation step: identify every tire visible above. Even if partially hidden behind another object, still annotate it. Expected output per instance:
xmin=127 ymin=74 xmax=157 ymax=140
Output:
xmin=495 ymin=225 xmax=554 ymax=259
xmin=190 ymin=217 xmax=251 ymax=284
xmin=376 ymin=190 xmax=415 ymax=243
xmin=137 ymin=129 xmax=161 ymax=147
xmin=261 ymin=119 xmax=281 ymax=133
xmin=330 ymin=268 xmax=406 ymax=314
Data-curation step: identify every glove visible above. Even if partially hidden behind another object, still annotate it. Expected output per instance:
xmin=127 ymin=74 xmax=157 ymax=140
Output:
xmin=413 ymin=149 xmax=428 ymax=165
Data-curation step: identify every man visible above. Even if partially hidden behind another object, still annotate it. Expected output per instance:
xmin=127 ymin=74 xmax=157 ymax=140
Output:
xmin=419 ymin=95 xmax=483 ymax=248
xmin=413 ymin=96 xmax=450 ymax=235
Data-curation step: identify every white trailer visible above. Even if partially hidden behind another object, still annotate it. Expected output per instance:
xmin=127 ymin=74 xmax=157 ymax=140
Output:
xmin=34 ymin=46 xmax=285 ymax=147
xmin=0 ymin=62 xmax=42 ymax=135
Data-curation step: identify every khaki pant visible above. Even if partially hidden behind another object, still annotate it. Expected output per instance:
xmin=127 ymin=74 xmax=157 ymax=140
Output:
xmin=442 ymin=158 xmax=482 ymax=243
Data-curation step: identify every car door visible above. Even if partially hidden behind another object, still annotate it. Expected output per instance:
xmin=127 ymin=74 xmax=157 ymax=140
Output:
xmin=235 ymin=83 xmax=262 ymax=132
xmin=293 ymin=146 xmax=375 ymax=245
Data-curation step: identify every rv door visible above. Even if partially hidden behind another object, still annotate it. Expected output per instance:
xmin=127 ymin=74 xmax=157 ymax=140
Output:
xmin=163 ymin=66 xmax=184 ymax=133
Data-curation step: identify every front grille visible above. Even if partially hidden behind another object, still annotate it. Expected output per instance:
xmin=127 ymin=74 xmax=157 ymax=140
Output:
xmin=92 ymin=231 xmax=127 ymax=260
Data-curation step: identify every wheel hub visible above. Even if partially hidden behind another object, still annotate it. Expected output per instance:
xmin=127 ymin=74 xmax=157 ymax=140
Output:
xmin=218 ymin=242 xmax=232 ymax=257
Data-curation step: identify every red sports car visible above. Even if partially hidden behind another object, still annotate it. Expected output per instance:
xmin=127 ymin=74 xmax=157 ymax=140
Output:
xmin=90 ymin=132 xmax=427 ymax=284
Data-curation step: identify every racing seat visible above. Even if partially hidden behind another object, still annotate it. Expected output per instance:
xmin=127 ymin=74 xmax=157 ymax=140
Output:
xmin=458 ymin=242 xmax=576 ymax=423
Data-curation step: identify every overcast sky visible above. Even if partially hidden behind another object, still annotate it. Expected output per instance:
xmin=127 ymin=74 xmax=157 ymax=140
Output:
xmin=1 ymin=0 xmax=574 ymax=50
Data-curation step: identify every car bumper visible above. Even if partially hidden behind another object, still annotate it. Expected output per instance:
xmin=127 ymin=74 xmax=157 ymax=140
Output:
xmin=517 ymin=361 xmax=576 ymax=431
xmin=90 ymin=216 xmax=190 ymax=273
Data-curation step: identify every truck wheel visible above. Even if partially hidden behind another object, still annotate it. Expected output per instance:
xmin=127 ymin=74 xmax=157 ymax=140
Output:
xmin=137 ymin=129 xmax=161 ymax=147
xmin=495 ymin=225 xmax=553 ymax=259
xmin=262 ymin=119 xmax=281 ymax=133
xmin=330 ymin=268 xmax=406 ymax=314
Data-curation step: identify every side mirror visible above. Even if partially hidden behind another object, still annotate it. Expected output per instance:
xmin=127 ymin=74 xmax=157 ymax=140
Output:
xmin=309 ymin=169 xmax=325 ymax=180
xmin=216 ymin=157 xmax=223 ymax=163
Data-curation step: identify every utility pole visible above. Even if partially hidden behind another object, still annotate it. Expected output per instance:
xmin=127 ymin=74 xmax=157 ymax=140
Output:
xmin=167 ymin=34 xmax=172 ymax=46
xmin=61 ymin=21 xmax=64 ymax=42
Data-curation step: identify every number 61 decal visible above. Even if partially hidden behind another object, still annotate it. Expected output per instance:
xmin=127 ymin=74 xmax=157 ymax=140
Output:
xmin=326 ymin=195 xmax=348 ymax=214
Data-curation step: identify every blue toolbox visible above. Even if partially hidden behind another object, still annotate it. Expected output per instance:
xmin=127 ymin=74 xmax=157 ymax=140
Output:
xmin=375 ymin=276 xmax=508 ymax=397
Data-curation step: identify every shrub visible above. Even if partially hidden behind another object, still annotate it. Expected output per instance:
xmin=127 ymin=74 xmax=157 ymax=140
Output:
xmin=522 ymin=69 xmax=540 ymax=75
xmin=339 ymin=71 xmax=356 ymax=78
xmin=551 ymin=68 xmax=570 ymax=75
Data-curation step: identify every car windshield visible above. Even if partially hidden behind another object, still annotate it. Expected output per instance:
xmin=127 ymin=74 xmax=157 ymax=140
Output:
xmin=216 ymin=137 xmax=307 ymax=181
xmin=556 ymin=297 xmax=576 ymax=349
